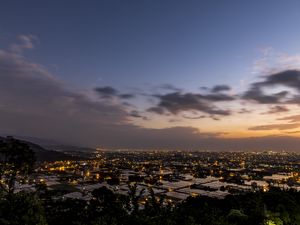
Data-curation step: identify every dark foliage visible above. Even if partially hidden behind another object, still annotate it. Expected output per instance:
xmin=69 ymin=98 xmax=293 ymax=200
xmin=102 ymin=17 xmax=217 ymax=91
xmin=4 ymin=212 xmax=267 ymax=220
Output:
xmin=1 ymin=187 xmax=299 ymax=225
xmin=0 ymin=137 xmax=36 ymax=195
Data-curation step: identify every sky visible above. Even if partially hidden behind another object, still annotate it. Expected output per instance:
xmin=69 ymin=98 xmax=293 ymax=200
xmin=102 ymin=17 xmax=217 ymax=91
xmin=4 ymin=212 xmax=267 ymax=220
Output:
xmin=2 ymin=0 xmax=300 ymax=150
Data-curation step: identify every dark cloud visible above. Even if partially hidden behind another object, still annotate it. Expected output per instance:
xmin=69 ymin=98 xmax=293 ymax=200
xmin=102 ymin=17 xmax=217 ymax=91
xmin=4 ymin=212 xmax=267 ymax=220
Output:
xmin=129 ymin=110 xmax=142 ymax=118
xmin=259 ymin=70 xmax=300 ymax=89
xmin=243 ymin=87 xmax=289 ymax=104
xmin=119 ymin=94 xmax=135 ymax=99
xmin=201 ymin=93 xmax=235 ymax=101
xmin=129 ymin=110 xmax=148 ymax=120
xmin=94 ymin=86 xmax=118 ymax=98
xmin=262 ymin=105 xmax=289 ymax=114
xmin=94 ymin=86 xmax=135 ymax=100
xmin=211 ymin=85 xmax=231 ymax=93
xmin=243 ymin=70 xmax=300 ymax=104
xmin=148 ymin=92 xmax=233 ymax=116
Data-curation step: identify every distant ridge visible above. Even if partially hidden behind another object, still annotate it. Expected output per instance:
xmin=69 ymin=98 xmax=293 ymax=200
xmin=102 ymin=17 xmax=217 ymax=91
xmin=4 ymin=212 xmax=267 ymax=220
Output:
xmin=5 ymin=135 xmax=95 ymax=153
xmin=0 ymin=136 xmax=86 ymax=162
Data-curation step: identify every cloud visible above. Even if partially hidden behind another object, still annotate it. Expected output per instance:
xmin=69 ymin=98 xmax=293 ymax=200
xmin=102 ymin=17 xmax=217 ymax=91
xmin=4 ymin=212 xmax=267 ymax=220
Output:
xmin=248 ymin=123 xmax=300 ymax=131
xmin=201 ymin=93 xmax=235 ymax=101
xmin=259 ymin=70 xmax=300 ymax=89
xmin=94 ymin=86 xmax=135 ymax=99
xmin=147 ymin=106 xmax=166 ymax=114
xmin=4 ymin=37 xmax=300 ymax=150
xmin=0 ymin=39 xmax=232 ymax=148
xmin=119 ymin=94 xmax=135 ymax=99
xmin=285 ymin=130 xmax=300 ymax=134
xmin=10 ymin=35 xmax=38 ymax=53
xmin=262 ymin=105 xmax=289 ymax=114
xmin=278 ymin=115 xmax=300 ymax=123
xmin=168 ymin=118 xmax=182 ymax=123
xmin=238 ymin=108 xmax=252 ymax=114
xmin=243 ymin=87 xmax=289 ymax=104
xmin=129 ymin=110 xmax=148 ymax=120
xmin=0 ymin=47 xmax=132 ymax=145
xmin=242 ymin=70 xmax=300 ymax=104
xmin=148 ymin=92 xmax=233 ymax=116
xmin=211 ymin=85 xmax=231 ymax=93
xmin=94 ymin=86 xmax=118 ymax=98
xmin=182 ymin=115 xmax=206 ymax=120
xmin=107 ymin=126 xmax=226 ymax=149
xmin=103 ymin=127 xmax=300 ymax=151
xmin=2 ymin=50 xmax=300 ymax=150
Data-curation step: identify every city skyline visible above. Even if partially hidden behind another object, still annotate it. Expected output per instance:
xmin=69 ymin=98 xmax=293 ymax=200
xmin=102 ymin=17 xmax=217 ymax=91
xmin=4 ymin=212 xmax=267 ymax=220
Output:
xmin=2 ymin=1 xmax=300 ymax=150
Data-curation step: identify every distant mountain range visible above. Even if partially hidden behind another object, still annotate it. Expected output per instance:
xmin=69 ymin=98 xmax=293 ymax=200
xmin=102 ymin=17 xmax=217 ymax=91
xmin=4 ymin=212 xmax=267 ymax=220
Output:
xmin=0 ymin=136 xmax=90 ymax=162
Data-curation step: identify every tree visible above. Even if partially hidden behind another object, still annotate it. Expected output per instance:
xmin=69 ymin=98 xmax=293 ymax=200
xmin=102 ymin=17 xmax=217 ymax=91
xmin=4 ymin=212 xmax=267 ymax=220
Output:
xmin=147 ymin=186 xmax=165 ymax=210
xmin=44 ymin=197 xmax=88 ymax=225
xmin=0 ymin=137 xmax=36 ymax=196
xmin=227 ymin=209 xmax=248 ymax=225
xmin=128 ymin=183 xmax=145 ymax=213
xmin=91 ymin=186 xmax=116 ymax=207
xmin=0 ymin=192 xmax=47 ymax=225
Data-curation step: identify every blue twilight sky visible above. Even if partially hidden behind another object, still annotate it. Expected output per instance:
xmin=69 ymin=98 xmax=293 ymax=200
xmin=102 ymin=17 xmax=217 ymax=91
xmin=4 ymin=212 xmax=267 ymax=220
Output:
xmin=2 ymin=0 xmax=300 ymax=149
xmin=1 ymin=0 xmax=300 ymax=89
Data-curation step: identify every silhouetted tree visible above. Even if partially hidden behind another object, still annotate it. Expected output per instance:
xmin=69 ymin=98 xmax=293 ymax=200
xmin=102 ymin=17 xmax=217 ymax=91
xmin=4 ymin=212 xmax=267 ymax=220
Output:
xmin=0 ymin=192 xmax=47 ymax=225
xmin=0 ymin=137 xmax=35 ymax=196
xmin=128 ymin=183 xmax=145 ymax=213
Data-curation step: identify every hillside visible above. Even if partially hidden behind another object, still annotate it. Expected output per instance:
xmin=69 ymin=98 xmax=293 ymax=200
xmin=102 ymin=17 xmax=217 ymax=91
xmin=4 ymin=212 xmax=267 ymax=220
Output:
xmin=0 ymin=136 xmax=85 ymax=162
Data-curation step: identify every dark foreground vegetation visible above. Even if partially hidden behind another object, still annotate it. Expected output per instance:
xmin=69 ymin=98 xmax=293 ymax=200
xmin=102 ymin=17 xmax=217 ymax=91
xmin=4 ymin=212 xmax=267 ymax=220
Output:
xmin=1 ymin=187 xmax=300 ymax=225
xmin=1 ymin=137 xmax=300 ymax=225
